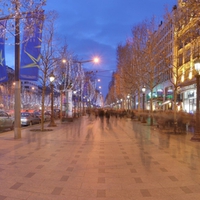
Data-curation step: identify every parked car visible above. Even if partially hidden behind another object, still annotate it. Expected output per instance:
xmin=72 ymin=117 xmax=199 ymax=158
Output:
xmin=44 ymin=111 xmax=51 ymax=121
xmin=34 ymin=111 xmax=51 ymax=122
xmin=0 ymin=110 xmax=14 ymax=131
xmin=46 ymin=110 xmax=60 ymax=119
xmin=21 ymin=112 xmax=41 ymax=126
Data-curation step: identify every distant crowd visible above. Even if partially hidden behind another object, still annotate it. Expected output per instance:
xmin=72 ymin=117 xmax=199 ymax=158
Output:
xmin=86 ymin=108 xmax=135 ymax=121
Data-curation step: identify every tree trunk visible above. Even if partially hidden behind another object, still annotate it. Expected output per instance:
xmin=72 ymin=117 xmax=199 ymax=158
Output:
xmin=173 ymin=88 xmax=178 ymax=134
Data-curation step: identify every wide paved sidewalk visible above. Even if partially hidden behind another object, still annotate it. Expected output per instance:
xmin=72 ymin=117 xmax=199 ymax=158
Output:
xmin=0 ymin=116 xmax=200 ymax=200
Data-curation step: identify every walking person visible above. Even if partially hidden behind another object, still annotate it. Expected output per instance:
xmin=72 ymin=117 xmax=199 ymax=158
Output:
xmin=105 ymin=110 xmax=110 ymax=125
xmin=98 ymin=109 xmax=105 ymax=129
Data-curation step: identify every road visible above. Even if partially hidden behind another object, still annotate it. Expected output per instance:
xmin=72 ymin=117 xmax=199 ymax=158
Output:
xmin=0 ymin=115 xmax=200 ymax=199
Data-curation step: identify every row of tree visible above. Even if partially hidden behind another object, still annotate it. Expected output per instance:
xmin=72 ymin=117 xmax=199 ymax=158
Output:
xmin=0 ymin=1 xmax=100 ymax=131
xmin=106 ymin=0 xmax=200 ymax=132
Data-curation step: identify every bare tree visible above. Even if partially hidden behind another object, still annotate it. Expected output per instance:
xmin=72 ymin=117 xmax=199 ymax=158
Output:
xmin=115 ymin=20 xmax=158 ymax=115
xmin=0 ymin=1 xmax=46 ymax=47
xmin=130 ymin=21 xmax=151 ymax=111
xmin=116 ymin=43 xmax=134 ymax=101
xmin=105 ymin=72 xmax=117 ymax=107
xmin=0 ymin=0 xmax=46 ymax=138
xmin=38 ymin=11 xmax=60 ymax=130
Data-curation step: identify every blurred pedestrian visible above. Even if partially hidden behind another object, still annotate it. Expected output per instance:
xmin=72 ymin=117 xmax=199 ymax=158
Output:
xmin=95 ymin=109 xmax=98 ymax=119
xmin=98 ymin=109 xmax=105 ymax=124
xmin=105 ymin=110 xmax=110 ymax=125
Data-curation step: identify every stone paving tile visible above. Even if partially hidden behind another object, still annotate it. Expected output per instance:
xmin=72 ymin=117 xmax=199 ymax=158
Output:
xmin=98 ymin=177 xmax=105 ymax=183
xmin=60 ymin=175 xmax=69 ymax=181
xmin=97 ymin=189 xmax=106 ymax=197
xmin=25 ymin=172 xmax=35 ymax=178
xmin=51 ymin=187 xmax=63 ymax=195
xmin=10 ymin=182 xmax=23 ymax=190
xmin=66 ymin=167 xmax=74 ymax=172
xmin=35 ymin=164 xmax=44 ymax=169
xmin=168 ymin=176 xmax=178 ymax=181
xmin=0 ymin=195 xmax=6 ymax=200
xmin=180 ymin=186 xmax=193 ymax=194
xmin=140 ymin=189 xmax=152 ymax=197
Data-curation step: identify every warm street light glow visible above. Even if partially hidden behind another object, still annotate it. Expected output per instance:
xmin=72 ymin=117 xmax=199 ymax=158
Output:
xmin=48 ymin=71 xmax=56 ymax=127
xmin=49 ymin=72 xmax=55 ymax=83
xmin=98 ymin=79 xmax=101 ymax=82
xmin=194 ymin=59 xmax=200 ymax=74
xmin=142 ymin=86 xmax=146 ymax=122
xmin=62 ymin=59 xmax=67 ymax=63
xmin=75 ymin=57 xmax=100 ymax=64
xmin=127 ymin=94 xmax=130 ymax=111
xmin=93 ymin=57 xmax=100 ymax=63
xmin=99 ymin=86 xmax=101 ymax=89
xmin=142 ymin=86 xmax=146 ymax=93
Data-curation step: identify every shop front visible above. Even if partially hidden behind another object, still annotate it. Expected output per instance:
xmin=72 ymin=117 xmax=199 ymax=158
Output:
xmin=180 ymin=84 xmax=196 ymax=113
xmin=146 ymin=89 xmax=164 ymax=111
xmin=161 ymin=87 xmax=174 ymax=110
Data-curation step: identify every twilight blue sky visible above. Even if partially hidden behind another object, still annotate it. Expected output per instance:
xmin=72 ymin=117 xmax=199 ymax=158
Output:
xmin=44 ymin=0 xmax=177 ymax=98
xmin=7 ymin=0 xmax=177 ymax=98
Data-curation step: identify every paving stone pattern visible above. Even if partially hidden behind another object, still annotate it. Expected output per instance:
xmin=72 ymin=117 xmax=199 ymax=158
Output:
xmin=0 ymin=116 xmax=200 ymax=199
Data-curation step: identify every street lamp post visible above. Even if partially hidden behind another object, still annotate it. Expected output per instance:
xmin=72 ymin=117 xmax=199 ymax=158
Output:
xmin=59 ymin=84 xmax=64 ymax=122
xmin=127 ymin=94 xmax=130 ymax=112
xmin=142 ymin=86 xmax=146 ymax=110
xmin=83 ymin=96 xmax=86 ymax=116
xmin=117 ymin=100 xmax=119 ymax=109
xmin=142 ymin=86 xmax=146 ymax=123
xmin=120 ymin=99 xmax=123 ymax=109
xmin=62 ymin=57 xmax=99 ymax=119
xmin=191 ymin=58 xmax=200 ymax=141
xmin=48 ymin=72 xmax=57 ymax=127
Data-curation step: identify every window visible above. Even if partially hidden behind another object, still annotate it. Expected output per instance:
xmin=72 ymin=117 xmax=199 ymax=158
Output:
xmin=185 ymin=49 xmax=190 ymax=63
xmin=178 ymin=54 xmax=183 ymax=66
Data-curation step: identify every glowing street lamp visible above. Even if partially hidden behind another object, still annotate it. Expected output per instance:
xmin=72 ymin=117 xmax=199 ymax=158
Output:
xmin=141 ymin=86 xmax=146 ymax=123
xmin=76 ymin=57 xmax=100 ymax=115
xmin=93 ymin=57 xmax=100 ymax=63
xmin=75 ymin=57 xmax=100 ymax=64
xmin=195 ymin=59 xmax=200 ymax=72
xmin=127 ymin=94 xmax=130 ymax=111
xmin=49 ymin=72 xmax=55 ymax=82
xmin=62 ymin=59 xmax=67 ymax=64
xmin=120 ymin=98 xmax=123 ymax=109
xmin=48 ymin=71 xmax=57 ymax=127
xmin=142 ymin=86 xmax=146 ymax=110
xmin=61 ymin=57 xmax=100 ymax=119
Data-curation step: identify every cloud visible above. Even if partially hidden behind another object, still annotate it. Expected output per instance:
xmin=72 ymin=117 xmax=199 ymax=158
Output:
xmin=44 ymin=0 xmax=177 ymax=97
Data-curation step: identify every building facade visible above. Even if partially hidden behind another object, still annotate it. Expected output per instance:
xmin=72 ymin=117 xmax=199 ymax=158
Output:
xmin=174 ymin=0 xmax=200 ymax=113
